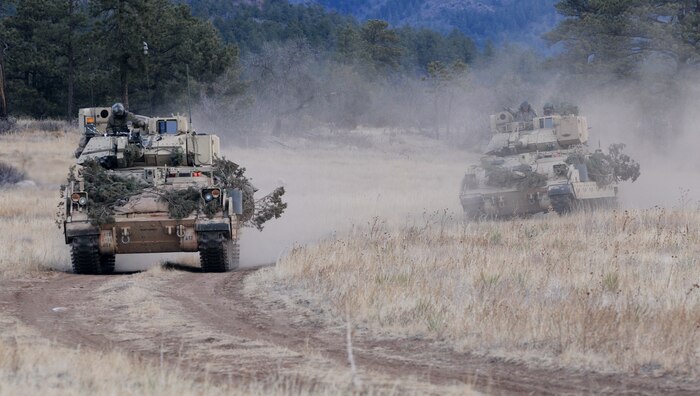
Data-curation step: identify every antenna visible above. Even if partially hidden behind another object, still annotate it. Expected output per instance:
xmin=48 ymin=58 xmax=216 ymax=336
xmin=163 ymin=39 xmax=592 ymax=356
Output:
xmin=186 ymin=64 xmax=192 ymax=130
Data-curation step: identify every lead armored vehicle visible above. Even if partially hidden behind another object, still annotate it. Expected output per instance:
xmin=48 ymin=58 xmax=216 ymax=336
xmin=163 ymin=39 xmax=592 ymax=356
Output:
xmin=62 ymin=107 xmax=248 ymax=274
xmin=460 ymin=109 xmax=622 ymax=219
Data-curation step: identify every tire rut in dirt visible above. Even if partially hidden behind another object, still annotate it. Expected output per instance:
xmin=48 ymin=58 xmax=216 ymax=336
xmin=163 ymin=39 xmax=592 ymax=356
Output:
xmin=163 ymin=273 xmax=590 ymax=393
xmin=0 ymin=274 xmax=118 ymax=349
xmin=198 ymin=232 xmax=239 ymax=272
xmin=162 ymin=272 xmax=700 ymax=395
xmin=3 ymin=272 xmax=700 ymax=395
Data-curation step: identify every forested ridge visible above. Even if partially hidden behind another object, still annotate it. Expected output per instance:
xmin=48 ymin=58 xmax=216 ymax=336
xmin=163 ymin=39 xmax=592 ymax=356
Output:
xmin=0 ymin=0 xmax=477 ymax=120
xmin=290 ymin=0 xmax=560 ymax=49
xmin=1 ymin=0 xmax=699 ymax=142
xmin=0 ymin=0 xmax=234 ymax=119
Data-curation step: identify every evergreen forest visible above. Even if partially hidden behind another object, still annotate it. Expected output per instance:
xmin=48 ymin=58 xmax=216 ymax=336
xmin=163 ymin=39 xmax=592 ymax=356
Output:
xmin=1 ymin=0 xmax=699 ymax=142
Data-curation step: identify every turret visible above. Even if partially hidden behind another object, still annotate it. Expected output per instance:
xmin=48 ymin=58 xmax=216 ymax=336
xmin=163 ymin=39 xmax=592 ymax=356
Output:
xmin=76 ymin=107 xmax=219 ymax=170
xmin=485 ymin=111 xmax=589 ymax=155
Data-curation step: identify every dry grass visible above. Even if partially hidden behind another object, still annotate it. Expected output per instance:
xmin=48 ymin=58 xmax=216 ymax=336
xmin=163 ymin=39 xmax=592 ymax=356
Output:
xmin=0 ymin=130 xmax=77 ymax=278
xmin=0 ymin=129 xmax=77 ymax=184
xmin=0 ymin=336 xmax=235 ymax=396
xmin=0 ymin=329 xmax=384 ymax=396
xmin=259 ymin=208 xmax=700 ymax=377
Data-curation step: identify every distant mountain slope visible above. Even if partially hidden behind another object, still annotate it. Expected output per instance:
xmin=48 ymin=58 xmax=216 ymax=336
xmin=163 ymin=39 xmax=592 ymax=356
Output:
xmin=292 ymin=0 xmax=560 ymax=50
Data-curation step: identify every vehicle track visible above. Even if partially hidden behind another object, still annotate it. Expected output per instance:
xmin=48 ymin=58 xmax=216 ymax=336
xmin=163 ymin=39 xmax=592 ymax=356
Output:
xmin=2 ymin=269 xmax=699 ymax=395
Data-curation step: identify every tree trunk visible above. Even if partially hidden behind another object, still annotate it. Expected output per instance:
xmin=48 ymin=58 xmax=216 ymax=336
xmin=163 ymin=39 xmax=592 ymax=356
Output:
xmin=0 ymin=46 xmax=7 ymax=119
xmin=66 ymin=0 xmax=75 ymax=120
xmin=121 ymin=59 xmax=129 ymax=109
xmin=117 ymin=0 xmax=129 ymax=109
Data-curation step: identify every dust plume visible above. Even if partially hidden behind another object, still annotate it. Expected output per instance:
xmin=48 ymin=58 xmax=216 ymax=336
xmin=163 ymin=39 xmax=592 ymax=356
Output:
xmin=183 ymin=40 xmax=700 ymax=265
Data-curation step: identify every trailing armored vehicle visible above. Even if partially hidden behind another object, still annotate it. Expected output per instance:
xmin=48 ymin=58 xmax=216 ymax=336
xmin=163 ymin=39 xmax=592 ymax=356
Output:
xmin=62 ymin=107 xmax=284 ymax=274
xmin=460 ymin=109 xmax=639 ymax=219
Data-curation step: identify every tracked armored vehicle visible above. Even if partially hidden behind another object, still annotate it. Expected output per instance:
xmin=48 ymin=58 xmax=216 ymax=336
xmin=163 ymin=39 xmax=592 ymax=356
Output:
xmin=63 ymin=107 xmax=246 ymax=274
xmin=460 ymin=110 xmax=619 ymax=219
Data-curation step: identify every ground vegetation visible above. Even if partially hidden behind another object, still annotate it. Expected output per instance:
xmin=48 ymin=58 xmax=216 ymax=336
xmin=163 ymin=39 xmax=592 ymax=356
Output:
xmin=265 ymin=207 xmax=700 ymax=376
xmin=0 ymin=160 xmax=25 ymax=185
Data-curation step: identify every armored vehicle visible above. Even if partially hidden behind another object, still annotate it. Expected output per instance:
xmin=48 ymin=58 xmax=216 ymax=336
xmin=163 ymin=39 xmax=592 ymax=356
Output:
xmin=63 ymin=107 xmax=245 ymax=274
xmin=460 ymin=110 xmax=619 ymax=219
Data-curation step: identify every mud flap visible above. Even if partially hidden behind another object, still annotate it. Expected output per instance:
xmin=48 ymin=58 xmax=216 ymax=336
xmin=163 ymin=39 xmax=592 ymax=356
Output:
xmin=195 ymin=222 xmax=231 ymax=235
xmin=64 ymin=221 xmax=100 ymax=244
xmin=228 ymin=188 xmax=243 ymax=215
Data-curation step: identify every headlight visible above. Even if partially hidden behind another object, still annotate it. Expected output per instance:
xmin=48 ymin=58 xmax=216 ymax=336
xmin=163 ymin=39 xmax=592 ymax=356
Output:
xmin=202 ymin=188 xmax=220 ymax=202
xmin=71 ymin=192 xmax=87 ymax=205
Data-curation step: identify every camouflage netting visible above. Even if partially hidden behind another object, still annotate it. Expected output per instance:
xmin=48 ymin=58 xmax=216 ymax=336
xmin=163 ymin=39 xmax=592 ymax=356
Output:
xmin=566 ymin=143 xmax=641 ymax=187
xmin=251 ymin=186 xmax=286 ymax=231
xmin=63 ymin=160 xmax=149 ymax=224
xmin=58 ymin=158 xmax=287 ymax=230
xmin=213 ymin=157 xmax=287 ymax=230
xmin=159 ymin=187 xmax=202 ymax=219
xmin=608 ymin=143 xmax=641 ymax=183
xmin=212 ymin=158 xmax=256 ymax=221
xmin=483 ymin=163 xmax=548 ymax=190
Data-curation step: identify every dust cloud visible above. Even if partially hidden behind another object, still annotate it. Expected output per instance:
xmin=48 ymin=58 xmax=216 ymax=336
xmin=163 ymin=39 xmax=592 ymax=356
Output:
xmin=185 ymin=43 xmax=700 ymax=266
xmin=224 ymin=144 xmax=468 ymax=267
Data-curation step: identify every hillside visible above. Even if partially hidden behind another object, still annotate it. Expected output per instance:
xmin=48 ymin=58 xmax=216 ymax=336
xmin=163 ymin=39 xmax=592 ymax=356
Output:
xmin=293 ymin=0 xmax=560 ymax=49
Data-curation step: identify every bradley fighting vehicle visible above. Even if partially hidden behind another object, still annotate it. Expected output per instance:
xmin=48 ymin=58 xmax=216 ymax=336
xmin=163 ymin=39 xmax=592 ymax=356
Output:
xmin=460 ymin=110 xmax=618 ymax=219
xmin=63 ymin=107 xmax=244 ymax=274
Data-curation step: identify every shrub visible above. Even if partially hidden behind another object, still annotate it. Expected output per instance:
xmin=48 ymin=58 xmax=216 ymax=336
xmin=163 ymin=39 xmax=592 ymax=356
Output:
xmin=0 ymin=117 xmax=17 ymax=134
xmin=0 ymin=161 xmax=26 ymax=185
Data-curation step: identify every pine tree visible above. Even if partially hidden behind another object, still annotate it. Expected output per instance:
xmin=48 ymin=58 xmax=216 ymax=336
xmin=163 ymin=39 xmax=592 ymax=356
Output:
xmin=336 ymin=24 xmax=361 ymax=63
xmin=0 ymin=0 xmax=15 ymax=117
xmin=546 ymin=0 xmax=700 ymax=77
xmin=0 ymin=39 xmax=7 ymax=119
xmin=360 ymin=19 xmax=401 ymax=70
xmin=1 ymin=0 xmax=85 ymax=117
xmin=90 ymin=0 xmax=150 ymax=109
xmin=64 ymin=0 xmax=88 ymax=119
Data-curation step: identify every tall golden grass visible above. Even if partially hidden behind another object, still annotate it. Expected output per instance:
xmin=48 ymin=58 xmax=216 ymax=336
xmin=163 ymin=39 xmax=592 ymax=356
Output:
xmin=0 ymin=130 xmax=77 ymax=277
xmin=263 ymin=207 xmax=700 ymax=376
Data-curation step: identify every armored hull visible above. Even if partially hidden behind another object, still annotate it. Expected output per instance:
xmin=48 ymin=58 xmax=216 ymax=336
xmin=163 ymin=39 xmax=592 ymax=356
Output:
xmin=460 ymin=187 xmax=548 ymax=219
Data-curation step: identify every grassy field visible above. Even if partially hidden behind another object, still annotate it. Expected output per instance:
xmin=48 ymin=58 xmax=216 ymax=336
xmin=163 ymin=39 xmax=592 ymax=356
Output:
xmin=256 ymin=208 xmax=700 ymax=377
xmin=2 ymin=124 xmax=699 ymax=392
xmin=0 ymin=324 xmax=242 ymax=396
xmin=0 ymin=129 xmax=74 ymax=277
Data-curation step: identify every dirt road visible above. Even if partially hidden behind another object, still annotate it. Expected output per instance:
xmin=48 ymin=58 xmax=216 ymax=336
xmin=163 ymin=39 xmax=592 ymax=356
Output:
xmin=1 ymin=267 xmax=698 ymax=395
